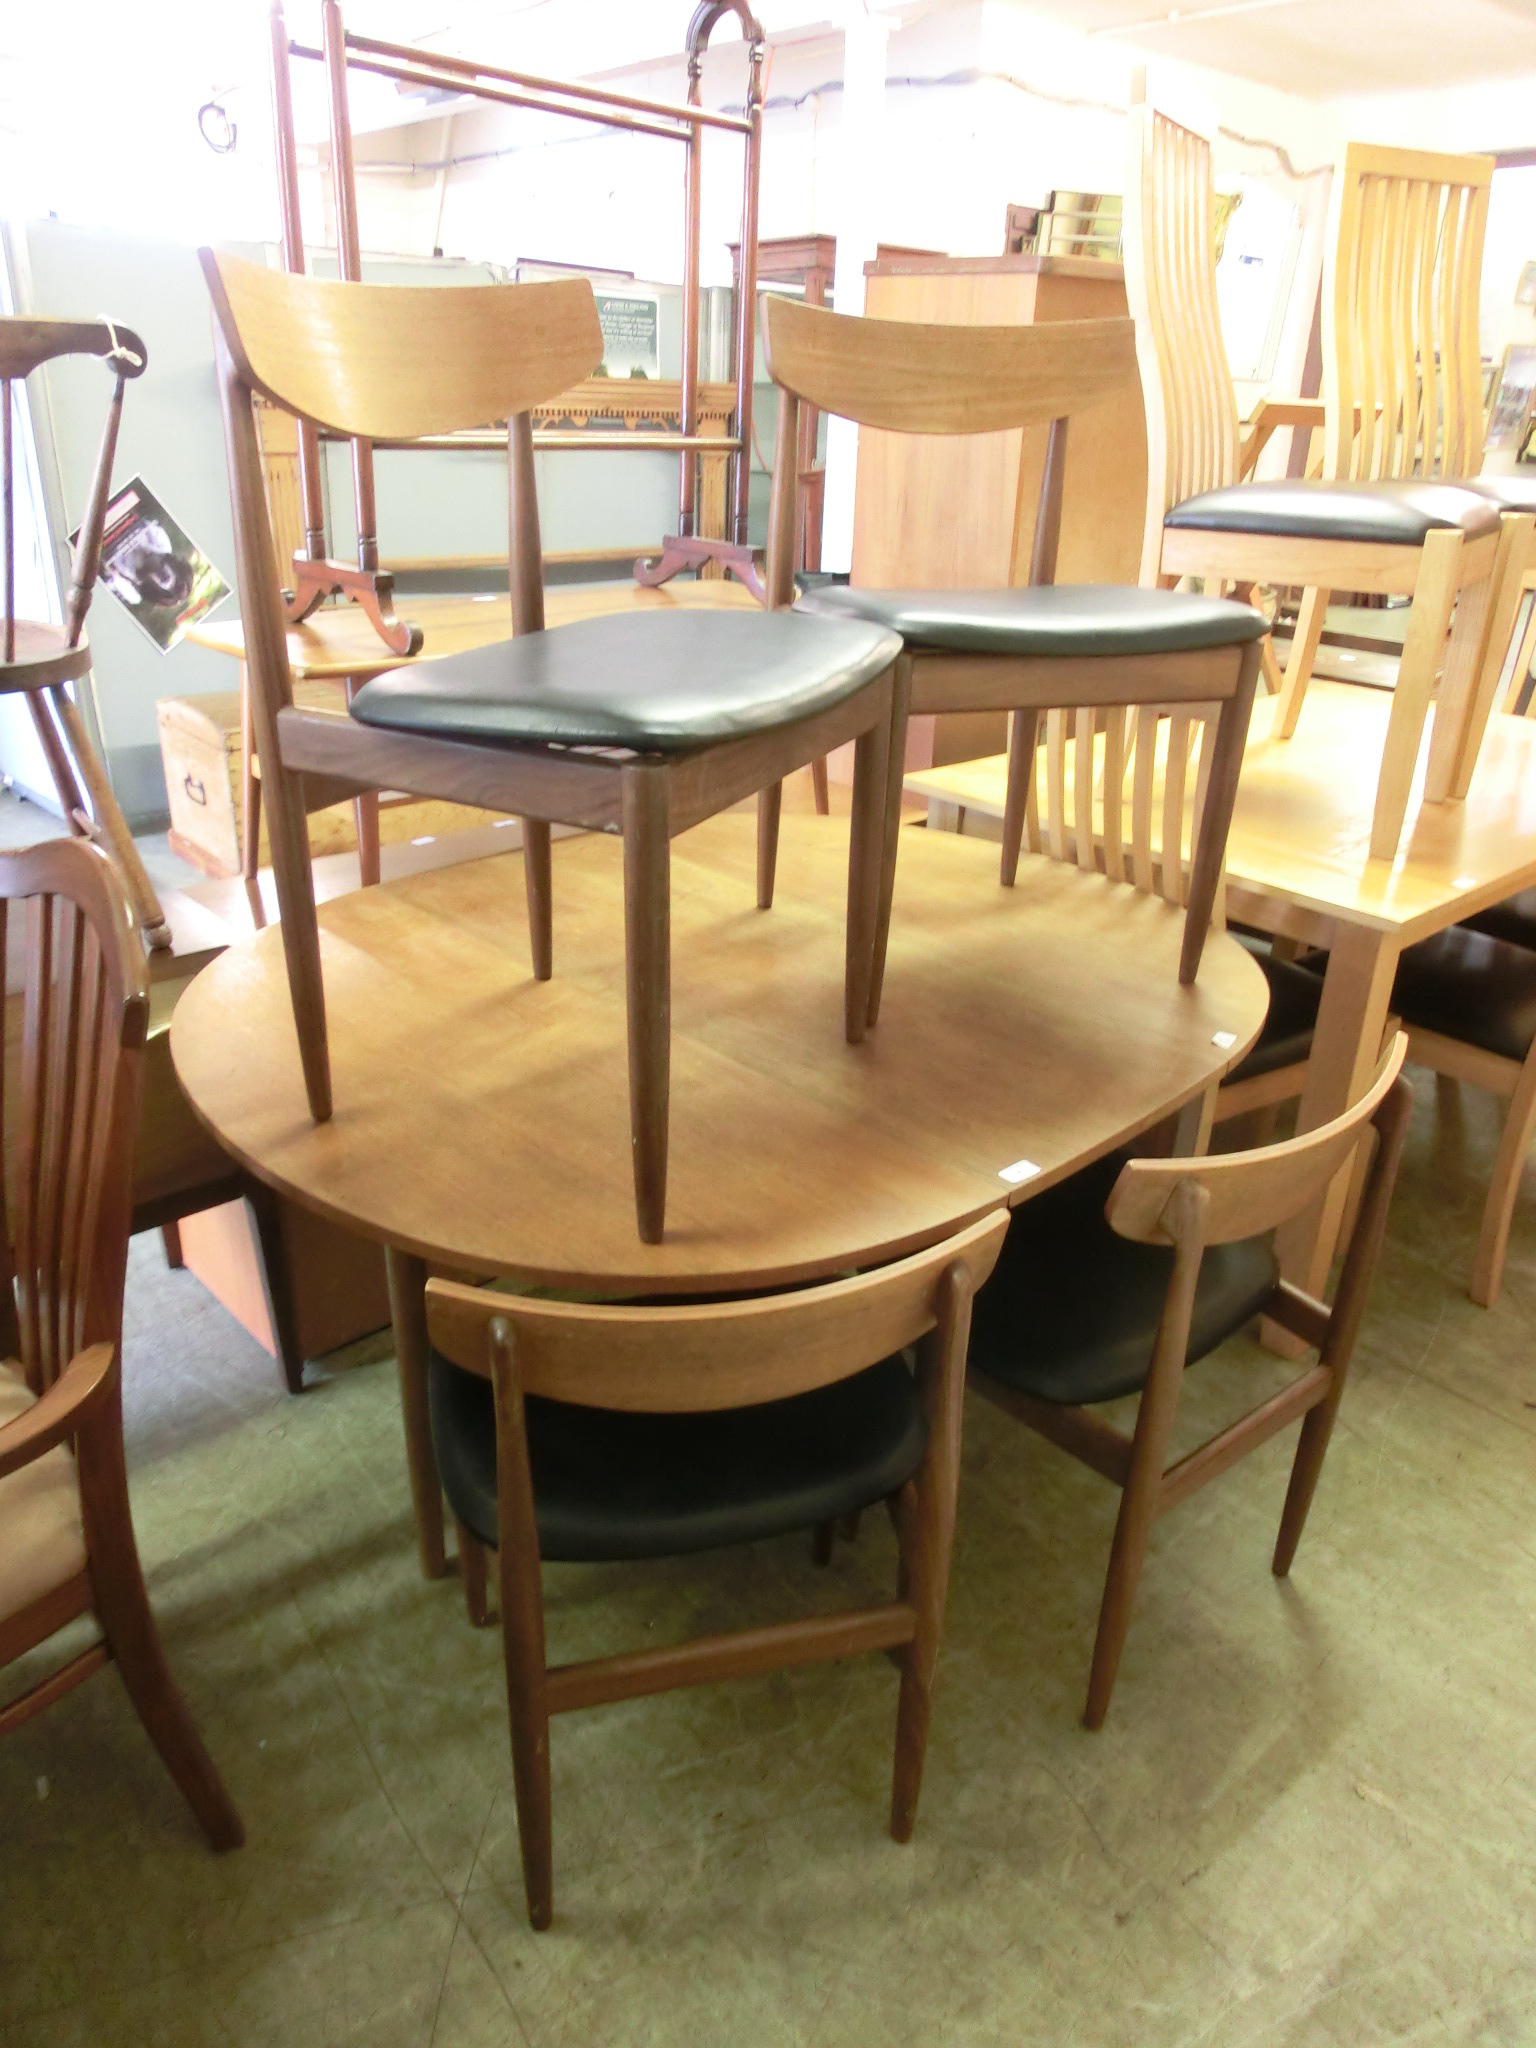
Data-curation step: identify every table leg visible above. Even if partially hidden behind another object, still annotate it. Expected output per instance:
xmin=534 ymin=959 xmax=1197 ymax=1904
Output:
xmin=1271 ymin=923 xmax=1400 ymax=1340
xmin=386 ymin=1245 xmax=447 ymax=1578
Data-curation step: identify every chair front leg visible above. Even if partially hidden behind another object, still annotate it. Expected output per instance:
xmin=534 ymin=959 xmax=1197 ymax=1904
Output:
xmin=266 ymin=744 xmax=333 ymax=1122
xmin=845 ymin=707 xmax=890 ymax=1046
xmin=523 ymin=819 xmax=553 ymax=980
xmin=1273 ymin=585 xmax=1331 ymax=740
xmin=1181 ymin=640 xmax=1261 ymax=985
xmin=756 ymin=782 xmax=782 ymax=910
xmin=866 ymin=653 xmax=912 ymax=1030
xmin=1369 ymin=530 xmax=1462 ymax=861
xmin=622 ymin=763 xmax=672 ymax=1244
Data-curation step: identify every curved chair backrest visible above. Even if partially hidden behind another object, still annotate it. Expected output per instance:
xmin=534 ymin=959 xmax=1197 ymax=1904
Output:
xmin=1122 ymin=88 xmax=1241 ymax=585
xmin=199 ymin=250 xmax=604 ymax=441
xmin=1322 ymin=143 xmax=1492 ymax=485
xmin=1108 ymin=1031 xmax=1408 ymax=1248
xmin=0 ymin=839 xmax=148 ymax=1393
xmin=426 ymin=1210 xmax=1009 ymax=1411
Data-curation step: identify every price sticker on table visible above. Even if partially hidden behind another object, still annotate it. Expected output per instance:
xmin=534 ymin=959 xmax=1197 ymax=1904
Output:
xmin=998 ymin=1158 xmax=1041 ymax=1185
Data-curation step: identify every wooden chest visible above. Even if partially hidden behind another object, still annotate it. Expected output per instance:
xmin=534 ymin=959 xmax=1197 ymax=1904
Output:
xmin=157 ymin=686 xmax=511 ymax=878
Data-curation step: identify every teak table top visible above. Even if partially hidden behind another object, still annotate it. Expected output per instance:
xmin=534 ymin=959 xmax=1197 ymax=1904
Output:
xmin=187 ymin=578 xmax=760 ymax=683
xmin=170 ymin=812 xmax=1267 ymax=1295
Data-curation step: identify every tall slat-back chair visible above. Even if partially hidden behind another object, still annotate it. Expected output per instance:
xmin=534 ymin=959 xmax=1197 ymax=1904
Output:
xmin=1 ymin=321 xmax=169 ymax=950
xmin=424 ymin=1209 xmax=1008 ymax=1928
xmin=969 ymin=1034 xmax=1410 ymax=1729
xmin=1130 ymin=100 xmax=1504 ymax=862
xmin=201 ymin=249 xmax=899 ymax=1243
xmin=0 ymin=838 xmax=241 ymax=1847
xmin=763 ymin=296 xmax=1268 ymax=1021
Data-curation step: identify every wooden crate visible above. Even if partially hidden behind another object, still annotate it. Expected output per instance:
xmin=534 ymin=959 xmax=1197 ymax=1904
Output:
xmin=157 ymin=686 xmax=511 ymax=878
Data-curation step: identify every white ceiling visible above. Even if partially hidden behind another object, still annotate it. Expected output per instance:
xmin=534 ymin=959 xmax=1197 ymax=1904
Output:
xmin=1024 ymin=0 xmax=1536 ymax=100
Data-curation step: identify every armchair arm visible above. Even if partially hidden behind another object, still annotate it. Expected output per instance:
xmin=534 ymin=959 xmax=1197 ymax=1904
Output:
xmin=0 ymin=1343 xmax=116 ymax=1481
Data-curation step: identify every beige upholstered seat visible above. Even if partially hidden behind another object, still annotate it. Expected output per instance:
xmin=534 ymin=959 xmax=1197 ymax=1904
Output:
xmin=0 ymin=1360 xmax=87 ymax=1624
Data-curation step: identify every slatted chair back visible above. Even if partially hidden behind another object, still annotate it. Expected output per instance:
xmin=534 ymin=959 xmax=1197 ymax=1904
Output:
xmin=1015 ymin=699 xmax=1220 ymax=912
xmin=761 ymin=294 xmax=1138 ymax=605
xmin=427 ymin=1210 xmax=1009 ymax=1410
xmin=0 ymin=839 xmax=148 ymax=1396
xmin=1122 ymin=89 xmax=1241 ymax=585
xmin=1323 ymin=145 xmax=1492 ymax=486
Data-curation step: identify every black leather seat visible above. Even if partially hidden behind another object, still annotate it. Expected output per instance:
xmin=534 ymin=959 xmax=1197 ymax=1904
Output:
xmin=350 ymin=609 xmax=901 ymax=752
xmin=967 ymin=1149 xmax=1279 ymax=1408
xmin=795 ymin=582 xmax=1267 ymax=659
xmin=1392 ymin=927 xmax=1536 ymax=1065
xmin=1462 ymin=885 xmax=1536 ymax=951
xmin=428 ymin=1348 xmax=925 ymax=1562
xmin=1164 ymin=478 xmax=1501 ymax=547
xmin=1463 ymin=473 xmax=1536 ymax=515
xmin=1226 ymin=935 xmax=1323 ymax=1084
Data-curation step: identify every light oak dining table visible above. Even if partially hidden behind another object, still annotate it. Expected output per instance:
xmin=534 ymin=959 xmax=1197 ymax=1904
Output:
xmin=170 ymin=810 xmax=1267 ymax=1577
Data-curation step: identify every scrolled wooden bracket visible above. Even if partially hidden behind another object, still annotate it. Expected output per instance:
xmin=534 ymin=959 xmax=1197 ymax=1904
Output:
xmin=632 ymin=535 xmax=766 ymax=603
xmin=283 ymin=557 xmax=424 ymax=656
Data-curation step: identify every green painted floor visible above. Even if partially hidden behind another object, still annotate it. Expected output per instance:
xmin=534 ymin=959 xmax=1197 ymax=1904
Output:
xmin=2 ymin=1062 xmax=1535 ymax=2044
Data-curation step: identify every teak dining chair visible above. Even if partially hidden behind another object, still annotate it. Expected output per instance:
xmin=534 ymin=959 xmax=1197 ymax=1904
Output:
xmin=1126 ymin=95 xmax=1503 ymax=861
xmin=1 ymin=319 xmax=170 ymax=950
xmin=0 ymin=837 xmax=242 ymax=1849
xmin=762 ymin=295 xmax=1268 ymax=1017
xmin=423 ymin=1209 xmax=1008 ymax=1929
xmin=201 ymin=250 xmax=899 ymax=1243
xmin=968 ymin=1033 xmax=1410 ymax=1729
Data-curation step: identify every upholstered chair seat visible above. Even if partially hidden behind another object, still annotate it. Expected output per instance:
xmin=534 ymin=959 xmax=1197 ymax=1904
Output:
xmin=1164 ymin=478 xmax=1500 ymax=548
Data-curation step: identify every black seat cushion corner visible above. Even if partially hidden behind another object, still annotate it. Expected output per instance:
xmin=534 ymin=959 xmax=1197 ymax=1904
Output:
xmin=1464 ymin=472 xmax=1536 ymax=516
xmin=968 ymin=1150 xmax=1279 ymax=1409
xmin=1393 ymin=926 xmax=1536 ymax=1066
xmin=1225 ymin=935 xmax=1324 ymax=1084
xmin=428 ymin=1348 xmax=926 ymax=1563
xmin=350 ymin=608 xmax=902 ymax=755
xmin=1165 ymin=477 xmax=1500 ymax=548
xmin=1461 ymin=885 xmax=1536 ymax=951
xmin=795 ymin=582 xmax=1267 ymax=660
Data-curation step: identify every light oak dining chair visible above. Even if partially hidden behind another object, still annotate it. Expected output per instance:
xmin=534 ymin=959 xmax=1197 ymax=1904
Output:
xmin=201 ymin=250 xmax=899 ymax=1243
xmin=0 ymin=837 xmax=242 ymax=1849
xmin=1126 ymin=93 xmax=1503 ymax=862
xmin=761 ymin=295 xmax=1268 ymax=1019
xmin=423 ymin=1209 xmax=1007 ymax=1929
xmin=968 ymin=1033 xmax=1410 ymax=1729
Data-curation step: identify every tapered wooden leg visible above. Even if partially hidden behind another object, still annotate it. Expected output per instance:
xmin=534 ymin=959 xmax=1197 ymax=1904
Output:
xmin=1000 ymin=706 xmax=1040 ymax=888
xmin=756 ymin=782 xmax=782 ymax=911
xmin=77 ymin=1415 xmax=243 ymax=1851
xmin=1181 ymin=642 xmax=1260 ymax=984
xmin=622 ymin=765 xmax=671 ymax=1244
xmin=1470 ymin=1055 xmax=1536 ymax=1308
xmin=386 ymin=1246 xmax=446 ymax=1578
xmin=523 ymin=819 xmax=553 ymax=980
xmin=1271 ymin=1395 xmax=1342 ymax=1580
xmin=866 ymin=654 xmax=912 ymax=1029
xmin=1370 ymin=532 xmax=1461 ymax=861
xmin=811 ymin=754 xmax=830 ymax=814
xmin=844 ymin=712 xmax=888 ymax=1048
xmin=245 ymin=1180 xmax=305 ymax=1396
xmin=264 ymin=750 xmax=333 ymax=1122
xmin=456 ymin=1518 xmax=491 ymax=1626
xmin=491 ymin=1325 xmax=555 ymax=1931
xmin=160 ymin=1220 xmax=184 ymax=1270
xmin=1273 ymin=585 xmax=1330 ymax=740
xmin=240 ymin=665 xmax=262 ymax=884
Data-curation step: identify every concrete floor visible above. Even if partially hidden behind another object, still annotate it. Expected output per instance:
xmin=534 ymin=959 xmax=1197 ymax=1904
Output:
xmin=2 ymin=799 xmax=1535 ymax=2043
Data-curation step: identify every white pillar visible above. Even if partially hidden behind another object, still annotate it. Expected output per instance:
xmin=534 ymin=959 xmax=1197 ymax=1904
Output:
xmin=820 ymin=6 xmax=891 ymax=575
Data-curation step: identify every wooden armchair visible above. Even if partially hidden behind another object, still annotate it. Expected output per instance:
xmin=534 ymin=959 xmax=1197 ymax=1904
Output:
xmin=1 ymin=319 xmax=169 ymax=949
xmin=201 ymin=249 xmax=900 ymax=1243
xmin=968 ymin=1034 xmax=1410 ymax=1729
xmin=424 ymin=1209 xmax=1007 ymax=1928
xmin=0 ymin=838 xmax=241 ymax=1848
xmin=761 ymin=295 xmax=1267 ymax=1019
xmin=1126 ymin=96 xmax=1503 ymax=862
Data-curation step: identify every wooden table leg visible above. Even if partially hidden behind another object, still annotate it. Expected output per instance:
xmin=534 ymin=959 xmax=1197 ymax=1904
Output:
xmin=385 ymin=1245 xmax=447 ymax=1578
xmin=1270 ymin=923 xmax=1400 ymax=1345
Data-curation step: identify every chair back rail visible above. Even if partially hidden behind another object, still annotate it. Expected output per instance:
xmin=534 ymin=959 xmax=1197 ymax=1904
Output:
xmin=199 ymin=251 xmax=604 ymax=442
xmin=426 ymin=1210 xmax=1009 ymax=1412
xmin=1108 ymin=1032 xmax=1407 ymax=1247
xmin=0 ymin=840 xmax=148 ymax=1394
xmin=1123 ymin=88 xmax=1241 ymax=584
xmin=1323 ymin=143 xmax=1492 ymax=484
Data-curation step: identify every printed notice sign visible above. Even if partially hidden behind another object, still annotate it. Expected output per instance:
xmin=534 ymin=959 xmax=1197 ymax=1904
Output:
xmin=79 ymin=477 xmax=230 ymax=652
xmin=596 ymin=293 xmax=660 ymax=379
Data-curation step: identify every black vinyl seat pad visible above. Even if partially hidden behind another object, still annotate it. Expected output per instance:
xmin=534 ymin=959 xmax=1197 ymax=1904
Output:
xmin=1464 ymin=473 xmax=1536 ymax=516
xmin=1226 ymin=935 xmax=1324 ymax=1083
xmin=1462 ymin=886 xmax=1536 ymax=951
xmin=428 ymin=1348 xmax=925 ymax=1563
xmin=796 ymin=582 xmax=1267 ymax=659
xmin=348 ymin=609 xmax=902 ymax=754
xmin=1164 ymin=478 xmax=1500 ymax=548
xmin=1394 ymin=926 xmax=1536 ymax=1066
xmin=968 ymin=1149 xmax=1279 ymax=1409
